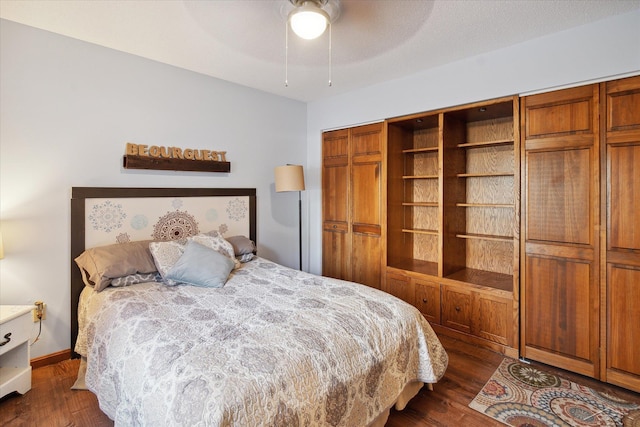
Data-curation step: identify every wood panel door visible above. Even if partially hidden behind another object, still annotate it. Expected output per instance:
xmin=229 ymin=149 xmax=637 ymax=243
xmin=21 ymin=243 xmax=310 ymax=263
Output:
xmin=603 ymin=76 xmax=640 ymax=392
xmin=350 ymin=123 xmax=384 ymax=288
xmin=322 ymin=129 xmax=350 ymax=280
xmin=322 ymin=123 xmax=384 ymax=288
xmin=521 ymin=84 xmax=601 ymax=378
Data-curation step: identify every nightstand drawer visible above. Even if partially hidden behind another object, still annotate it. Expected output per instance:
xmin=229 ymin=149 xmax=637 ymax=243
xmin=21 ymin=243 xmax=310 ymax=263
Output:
xmin=0 ymin=305 xmax=33 ymax=398
xmin=0 ymin=314 xmax=30 ymax=356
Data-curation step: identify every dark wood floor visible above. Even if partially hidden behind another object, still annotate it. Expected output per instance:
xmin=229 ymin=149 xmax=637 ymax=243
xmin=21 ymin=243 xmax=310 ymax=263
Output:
xmin=1 ymin=334 xmax=638 ymax=427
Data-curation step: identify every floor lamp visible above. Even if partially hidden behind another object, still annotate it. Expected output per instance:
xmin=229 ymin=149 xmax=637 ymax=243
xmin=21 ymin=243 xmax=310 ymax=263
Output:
xmin=275 ymin=165 xmax=305 ymax=270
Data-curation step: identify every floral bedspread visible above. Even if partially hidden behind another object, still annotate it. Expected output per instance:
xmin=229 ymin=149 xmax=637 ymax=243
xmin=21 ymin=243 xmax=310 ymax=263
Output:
xmin=76 ymin=257 xmax=448 ymax=426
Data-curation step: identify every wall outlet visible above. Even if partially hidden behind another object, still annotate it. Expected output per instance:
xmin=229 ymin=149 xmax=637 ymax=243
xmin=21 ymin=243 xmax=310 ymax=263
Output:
xmin=33 ymin=301 xmax=46 ymax=322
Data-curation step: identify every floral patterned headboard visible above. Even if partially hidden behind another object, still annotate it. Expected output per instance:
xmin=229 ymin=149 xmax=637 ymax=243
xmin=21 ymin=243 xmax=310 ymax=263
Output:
xmin=70 ymin=187 xmax=257 ymax=355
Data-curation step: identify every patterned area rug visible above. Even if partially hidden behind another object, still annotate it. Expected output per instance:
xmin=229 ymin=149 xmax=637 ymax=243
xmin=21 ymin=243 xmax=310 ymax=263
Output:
xmin=469 ymin=358 xmax=640 ymax=427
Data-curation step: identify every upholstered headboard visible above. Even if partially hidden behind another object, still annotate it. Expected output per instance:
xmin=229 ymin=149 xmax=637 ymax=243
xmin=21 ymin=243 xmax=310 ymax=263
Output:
xmin=70 ymin=187 xmax=257 ymax=356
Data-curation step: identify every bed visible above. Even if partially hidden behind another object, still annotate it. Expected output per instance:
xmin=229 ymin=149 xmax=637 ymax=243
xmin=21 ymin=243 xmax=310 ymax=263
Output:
xmin=70 ymin=187 xmax=448 ymax=427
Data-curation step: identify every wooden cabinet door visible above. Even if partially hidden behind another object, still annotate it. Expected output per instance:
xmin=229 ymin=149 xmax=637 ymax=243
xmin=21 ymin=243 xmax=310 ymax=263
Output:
xmin=603 ymin=76 xmax=640 ymax=392
xmin=350 ymin=123 xmax=384 ymax=288
xmin=385 ymin=272 xmax=414 ymax=305
xmin=441 ymin=285 xmax=472 ymax=334
xmin=607 ymin=266 xmax=640 ymax=391
xmin=521 ymin=84 xmax=600 ymax=378
xmin=322 ymin=129 xmax=350 ymax=280
xmin=414 ymin=279 xmax=440 ymax=324
xmin=472 ymin=291 xmax=513 ymax=347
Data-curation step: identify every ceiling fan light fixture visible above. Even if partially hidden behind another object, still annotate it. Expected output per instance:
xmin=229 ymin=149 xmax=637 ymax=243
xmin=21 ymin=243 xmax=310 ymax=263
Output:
xmin=289 ymin=1 xmax=330 ymax=40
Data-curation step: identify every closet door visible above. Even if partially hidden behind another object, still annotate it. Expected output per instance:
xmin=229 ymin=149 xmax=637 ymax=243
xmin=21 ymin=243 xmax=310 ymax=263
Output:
xmin=603 ymin=76 xmax=640 ymax=392
xmin=350 ymin=123 xmax=384 ymax=288
xmin=521 ymin=84 xmax=600 ymax=378
xmin=322 ymin=129 xmax=351 ymax=281
xmin=322 ymin=123 xmax=385 ymax=288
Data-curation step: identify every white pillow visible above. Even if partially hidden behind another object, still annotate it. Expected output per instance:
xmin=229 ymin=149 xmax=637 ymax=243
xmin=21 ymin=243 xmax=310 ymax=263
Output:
xmin=149 ymin=240 xmax=185 ymax=286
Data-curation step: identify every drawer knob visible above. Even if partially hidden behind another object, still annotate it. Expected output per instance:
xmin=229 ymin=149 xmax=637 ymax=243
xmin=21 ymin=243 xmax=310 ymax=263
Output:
xmin=333 ymin=225 xmax=337 ymax=229
xmin=422 ymin=298 xmax=428 ymax=303
xmin=455 ymin=306 xmax=461 ymax=312
xmin=0 ymin=332 xmax=11 ymax=346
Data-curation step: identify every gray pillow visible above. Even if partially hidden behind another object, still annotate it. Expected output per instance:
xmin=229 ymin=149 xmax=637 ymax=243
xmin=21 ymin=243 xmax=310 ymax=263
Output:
xmin=75 ymin=240 xmax=156 ymax=292
xmin=226 ymin=235 xmax=256 ymax=256
xmin=166 ymin=240 xmax=235 ymax=288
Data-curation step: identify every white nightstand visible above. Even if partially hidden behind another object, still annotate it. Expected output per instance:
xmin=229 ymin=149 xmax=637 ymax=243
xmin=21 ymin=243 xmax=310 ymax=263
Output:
xmin=0 ymin=305 xmax=34 ymax=398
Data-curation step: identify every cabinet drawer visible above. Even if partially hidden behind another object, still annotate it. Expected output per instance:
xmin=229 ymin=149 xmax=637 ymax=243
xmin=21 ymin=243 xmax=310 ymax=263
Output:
xmin=441 ymin=285 xmax=472 ymax=334
xmin=414 ymin=280 xmax=440 ymax=324
xmin=0 ymin=315 xmax=30 ymax=356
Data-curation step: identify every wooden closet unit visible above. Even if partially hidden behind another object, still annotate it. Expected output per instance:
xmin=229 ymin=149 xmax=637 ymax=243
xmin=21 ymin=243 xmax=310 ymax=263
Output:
xmin=521 ymin=76 xmax=640 ymax=392
xmin=322 ymin=122 xmax=385 ymax=289
xmin=385 ymin=96 xmax=520 ymax=357
xmin=521 ymin=84 xmax=601 ymax=378
xmin=602 ymin=76 xmax=640 ymax=392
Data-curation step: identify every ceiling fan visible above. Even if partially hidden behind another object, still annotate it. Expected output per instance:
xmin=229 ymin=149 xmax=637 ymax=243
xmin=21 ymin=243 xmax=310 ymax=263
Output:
xmin=285 ymin=0 xmax=341 ymax=86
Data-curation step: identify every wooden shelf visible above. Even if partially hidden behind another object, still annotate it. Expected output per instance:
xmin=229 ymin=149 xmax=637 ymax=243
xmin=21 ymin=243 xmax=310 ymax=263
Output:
xmin=457 ymin=138 xmax=514 ymax=148
xmin=402 ymin=202 xmax=438 ymax=207
xmin=457 ymin=172 xmax=514 ymax=178
xmin=402 ymin=147 xmax=438 ymax=154
xmin=403 ymin=228 xmax=438 ymax=235
xmin=386 ymin=96 xmax=519 ymax=357
xmin=388 ymin=258 xmax=438 ymax=276
xmin=445 ymin=268 xmax=513 ymax=292
xmin=455 ymin=233 xmax=513 ymax=242
xmin=403 ymin=175 xmax=438 ymax=180
xmin=123 ymin=155 xmax=230 ymax=173
xmin=456 ymin=203 xmax=513 ymax=208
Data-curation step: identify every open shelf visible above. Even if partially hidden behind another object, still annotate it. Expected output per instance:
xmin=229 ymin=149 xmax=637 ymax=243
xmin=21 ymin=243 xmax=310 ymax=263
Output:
xmin=402 ymin=202 xmax=438 ymax=207
xmin=456 ymin=203 xmax=513 ymax=208
xmin=403 ymin=147 xmax=438 ymax=154
xmin=445 ymin=268 xmax=513 ymax=292
xmin=457 ymin=138 xmax=514 ymax=148
xmin=386 ymin=96 xmax=519 ymax=356
xmin=403 ymin=175 xmax=438 ymax=180
xmin=457 ymin=172 xmax=514 ymax=178
xmin=388 ymin=99 xmax=517 ymax=283
xmin=455 ymin=233 xmax=513 ymax=242
xmin=388 ymin=258 xmax=438 ymax=277
xmin=404 ymin=228 xmax=438 ymax=235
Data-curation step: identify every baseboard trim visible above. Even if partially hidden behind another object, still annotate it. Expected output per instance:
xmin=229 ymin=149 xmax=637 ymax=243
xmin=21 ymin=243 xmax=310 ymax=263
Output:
xmin=31 ymin=349 xmax=72 ymax=369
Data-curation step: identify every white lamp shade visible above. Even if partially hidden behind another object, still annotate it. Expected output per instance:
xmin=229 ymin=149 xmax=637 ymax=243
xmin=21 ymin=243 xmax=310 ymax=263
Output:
xmin=0 ymin=230 xmax=4 ymax=259
xmin=275 ymin=165 xmax=305 ymax=192
xmin=289 ymin=2 xmax=329 ymax=40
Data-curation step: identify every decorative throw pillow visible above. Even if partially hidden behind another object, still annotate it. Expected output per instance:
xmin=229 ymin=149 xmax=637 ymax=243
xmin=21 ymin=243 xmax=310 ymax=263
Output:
xmin=74 ymin=240 xmax=157 ymax=292
xmin=225 ymin=235 xmax=256 ymax=258
xmin=189 ymin=233 xmax=240 ymax=269
xmin=166 ymin=240 xmax=235 ymax=288
xmin=149 ymin=240 xmax=186 ymax=286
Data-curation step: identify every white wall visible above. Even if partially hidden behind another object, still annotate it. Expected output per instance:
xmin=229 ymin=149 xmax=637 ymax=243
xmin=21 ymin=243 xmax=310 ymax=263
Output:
xmin=305 ymin=9 xmax=640 ymax=275
xmin=0 ymin=20 xmax=307 ymax=358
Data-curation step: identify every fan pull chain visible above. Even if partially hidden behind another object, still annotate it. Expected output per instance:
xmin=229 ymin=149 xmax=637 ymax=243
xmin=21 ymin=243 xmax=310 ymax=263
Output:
xmin=285 ymin=21 xmax=289 ymax=87
xmin=328 ymin=22 xmax=332 ymax=87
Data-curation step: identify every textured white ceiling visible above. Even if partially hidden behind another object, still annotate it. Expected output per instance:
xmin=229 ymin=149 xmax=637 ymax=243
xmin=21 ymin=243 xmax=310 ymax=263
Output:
xmin=1 ymin=0 xmax=639 ymax=102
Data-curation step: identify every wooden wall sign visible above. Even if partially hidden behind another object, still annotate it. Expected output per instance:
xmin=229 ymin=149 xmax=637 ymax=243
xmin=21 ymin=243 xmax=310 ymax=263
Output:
xmin=123 ymin=143 xmax=231 ymax=173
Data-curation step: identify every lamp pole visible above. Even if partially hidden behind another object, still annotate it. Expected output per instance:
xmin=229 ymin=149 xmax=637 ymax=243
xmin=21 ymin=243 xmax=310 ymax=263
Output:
xmin=298 ymin=190 xmax=302 ymax=271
